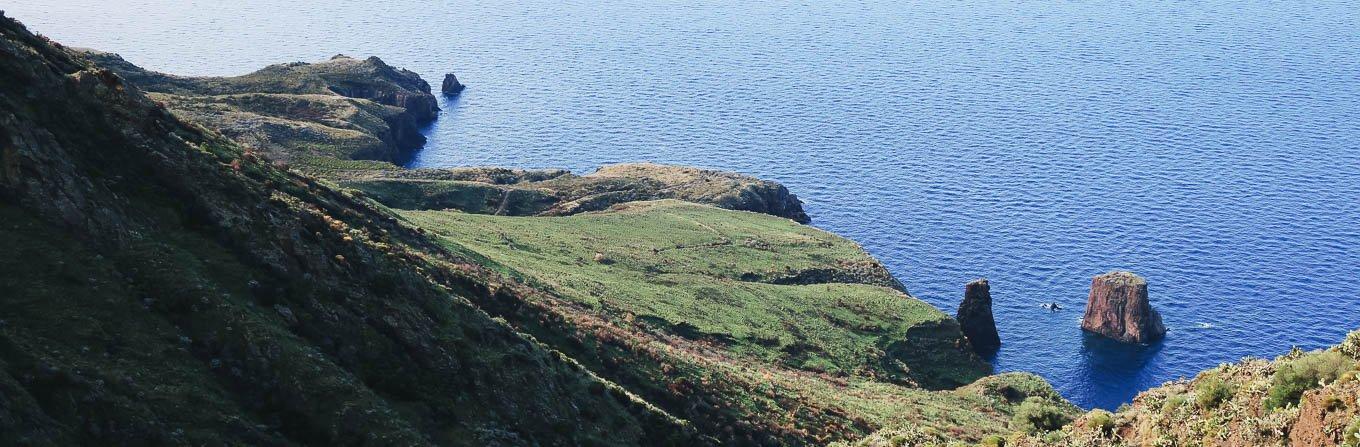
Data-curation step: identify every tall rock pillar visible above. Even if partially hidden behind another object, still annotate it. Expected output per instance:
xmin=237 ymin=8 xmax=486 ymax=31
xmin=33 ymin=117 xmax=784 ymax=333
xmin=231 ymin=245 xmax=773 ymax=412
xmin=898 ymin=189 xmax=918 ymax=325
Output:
xmin=957 ymin=278 xmax=1001 ymax=354
xmin=1080 ymin=271 xmax=1167 ymax=343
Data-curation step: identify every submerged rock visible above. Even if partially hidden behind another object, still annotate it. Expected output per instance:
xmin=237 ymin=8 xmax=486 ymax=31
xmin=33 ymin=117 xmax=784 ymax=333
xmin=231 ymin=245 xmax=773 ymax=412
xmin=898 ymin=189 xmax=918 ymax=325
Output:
xmin=442 ymin=73 xmax=464 ymax=95
xmin=956 ymin=278 xmax=1001 ymax=354
xmin=1080 ymin=271 xmax=1166 ymax=343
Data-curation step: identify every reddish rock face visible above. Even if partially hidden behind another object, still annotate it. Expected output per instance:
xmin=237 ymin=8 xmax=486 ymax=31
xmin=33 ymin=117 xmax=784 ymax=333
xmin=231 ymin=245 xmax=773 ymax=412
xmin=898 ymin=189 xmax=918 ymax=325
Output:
xmin=957 ymin=278 xmax=1001 ymax=353
xmin=1080 ymin=271 xmax=1166 ymax=344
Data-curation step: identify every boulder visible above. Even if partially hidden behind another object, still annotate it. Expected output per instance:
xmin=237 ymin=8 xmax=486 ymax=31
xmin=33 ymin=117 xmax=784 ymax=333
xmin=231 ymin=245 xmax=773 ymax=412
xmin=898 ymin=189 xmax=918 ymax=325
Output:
xmin=956 ymin=279 xmax=1001 ymax=353
xmin=1080 ymin=271 xmax=1166 ymax=343
xmin=442 ymin=73 xmax=465 ymax=96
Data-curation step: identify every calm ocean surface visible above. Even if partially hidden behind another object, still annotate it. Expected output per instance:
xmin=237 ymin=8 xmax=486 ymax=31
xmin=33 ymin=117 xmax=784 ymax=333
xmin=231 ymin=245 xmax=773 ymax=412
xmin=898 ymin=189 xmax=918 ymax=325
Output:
xmin=10 ymin=0 xmax=1359 ymax=409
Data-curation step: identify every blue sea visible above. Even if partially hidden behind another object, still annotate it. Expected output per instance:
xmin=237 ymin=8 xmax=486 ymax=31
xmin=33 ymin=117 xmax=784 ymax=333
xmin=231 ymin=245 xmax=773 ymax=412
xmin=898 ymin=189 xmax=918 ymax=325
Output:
xmin=10 ymin=0 xmax=1359 ymax=409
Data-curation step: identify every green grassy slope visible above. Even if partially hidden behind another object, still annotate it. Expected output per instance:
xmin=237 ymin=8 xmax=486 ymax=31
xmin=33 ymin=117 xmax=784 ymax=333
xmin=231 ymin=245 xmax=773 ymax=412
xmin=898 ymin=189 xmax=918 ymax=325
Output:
xmin=0 ymin=14 xmax=701 ymax=446
xmin=395 ymin=201 xmax=1025 ymax=444
xmin=403 ymin=200 xmax=983 ymax=387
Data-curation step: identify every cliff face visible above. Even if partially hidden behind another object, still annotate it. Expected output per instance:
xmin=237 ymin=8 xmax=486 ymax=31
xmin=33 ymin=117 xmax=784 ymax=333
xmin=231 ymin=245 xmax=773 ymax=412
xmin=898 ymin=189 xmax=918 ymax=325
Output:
xmin=1080 ymin=271 xmax=1166 ymax=344
xmin=957 ymin=279 xmax=1001 ymax=354
xmin=0 ymin=15 xmax=700 ymax=445
xmin=82 ymin=51 xmax=437 ymax=164
xmin=581 ymin=163 xmax=811 ymax=223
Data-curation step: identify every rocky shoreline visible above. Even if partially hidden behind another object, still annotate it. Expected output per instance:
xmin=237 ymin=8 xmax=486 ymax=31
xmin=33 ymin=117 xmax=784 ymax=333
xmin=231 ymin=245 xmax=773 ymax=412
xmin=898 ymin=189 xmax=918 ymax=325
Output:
xmin=84 ymin=51 xmax=812 ymax=223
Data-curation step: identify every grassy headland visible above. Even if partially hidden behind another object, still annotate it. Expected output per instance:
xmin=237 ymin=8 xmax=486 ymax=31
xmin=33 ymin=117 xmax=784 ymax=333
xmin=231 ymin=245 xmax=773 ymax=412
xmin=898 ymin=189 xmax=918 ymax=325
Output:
xmin=404 ymin=200 xmax=981 ymax=387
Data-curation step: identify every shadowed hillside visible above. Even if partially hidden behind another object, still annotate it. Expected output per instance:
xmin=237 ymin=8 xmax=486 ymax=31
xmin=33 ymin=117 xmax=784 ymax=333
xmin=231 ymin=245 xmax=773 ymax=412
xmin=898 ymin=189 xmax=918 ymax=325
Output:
xmin=0 ymin=14 xmax=701 ymax=446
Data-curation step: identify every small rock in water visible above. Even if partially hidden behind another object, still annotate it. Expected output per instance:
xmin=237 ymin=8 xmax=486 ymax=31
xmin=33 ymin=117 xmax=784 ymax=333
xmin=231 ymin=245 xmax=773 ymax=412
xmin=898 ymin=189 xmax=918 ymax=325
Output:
xmin=442 ymin=73 xmax=464 ymax=96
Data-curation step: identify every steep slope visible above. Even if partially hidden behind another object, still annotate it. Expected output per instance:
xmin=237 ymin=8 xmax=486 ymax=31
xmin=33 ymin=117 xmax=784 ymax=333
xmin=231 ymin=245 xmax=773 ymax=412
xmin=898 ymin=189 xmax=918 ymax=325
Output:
xmin=403 ymin=200 xmax=978 ymax=386
xmin=0 ymin=14 xmax=701 ymax=446
xmin=393 ymin=200 xmax=1026 ymax=445
xmin=0 ymin=15 xmax=1029 ymax=446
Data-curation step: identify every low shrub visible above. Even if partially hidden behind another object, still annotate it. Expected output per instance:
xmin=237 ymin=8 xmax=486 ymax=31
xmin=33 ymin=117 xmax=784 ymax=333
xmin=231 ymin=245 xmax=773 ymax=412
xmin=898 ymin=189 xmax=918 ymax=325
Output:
xmin=1340 ymin=329 xmax=1360 ymax=360
xmin=979 ymin=434 xmax=1006 ymax=447
xmin=1161 ymin=394 xmax=1188 ymax=417
xmin=1010 ymin=397 xmax=1072 ymax=434
xmin=1264 ymin=350 xmax=1355 ymax=410
xmin=1086 ymin=409 xmax=1115 ymax=435
xmin=1195 ymin=375 xmax=1235 ymax=409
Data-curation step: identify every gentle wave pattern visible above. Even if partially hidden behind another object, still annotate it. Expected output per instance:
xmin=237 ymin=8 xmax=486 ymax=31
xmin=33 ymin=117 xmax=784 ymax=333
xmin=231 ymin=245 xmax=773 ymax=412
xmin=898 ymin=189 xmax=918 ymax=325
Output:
xmin=11 ymin=0 xmax=1360 ymax=409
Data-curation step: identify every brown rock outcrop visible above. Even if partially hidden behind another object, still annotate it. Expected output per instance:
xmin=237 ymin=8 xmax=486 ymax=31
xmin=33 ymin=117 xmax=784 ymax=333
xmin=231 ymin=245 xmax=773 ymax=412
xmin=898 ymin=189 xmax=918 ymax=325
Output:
xmin=956 ymin=279 xmax=1001 ymax=354
xmin=1080 ymin=271 xmax=1166 ymax=343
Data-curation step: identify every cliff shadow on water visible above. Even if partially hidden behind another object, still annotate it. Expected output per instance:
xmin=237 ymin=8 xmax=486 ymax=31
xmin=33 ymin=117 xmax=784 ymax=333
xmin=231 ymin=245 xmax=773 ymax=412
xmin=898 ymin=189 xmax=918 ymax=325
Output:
xmin=1075 ymin=332 xmax=1165 ymax=409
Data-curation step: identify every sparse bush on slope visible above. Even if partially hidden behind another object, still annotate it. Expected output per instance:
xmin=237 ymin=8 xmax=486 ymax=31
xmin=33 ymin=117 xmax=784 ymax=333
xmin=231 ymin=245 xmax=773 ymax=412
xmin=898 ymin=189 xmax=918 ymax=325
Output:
xmin=1010 ymin=397 xmax=1074 ymax=434
xmin=1265 ymin=350 xmax=1354 ymax=410
xmin=1194 ymin=373 xmax=1235 ymax=409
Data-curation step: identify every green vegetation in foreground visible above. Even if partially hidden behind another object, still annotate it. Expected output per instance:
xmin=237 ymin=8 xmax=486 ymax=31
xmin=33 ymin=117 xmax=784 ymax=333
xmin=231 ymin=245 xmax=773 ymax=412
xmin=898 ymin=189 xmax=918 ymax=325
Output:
xmin=403 ymin=200 xmax=987 ymax=389
xmin=924 ymin=329 xmax=1360 ymax=447
xmin=829 ymin=373 xmax=1080 ymax=447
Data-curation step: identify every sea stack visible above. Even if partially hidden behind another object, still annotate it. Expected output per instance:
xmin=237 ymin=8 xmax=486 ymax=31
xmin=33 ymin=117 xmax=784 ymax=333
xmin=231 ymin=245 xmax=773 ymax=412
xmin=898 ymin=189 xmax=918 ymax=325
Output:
xmin=956 ymin=278 xmax=1001 ymax=354
xmin=442 ymin=73 xmax=465 ymax=96
xmin=1080 ymin=271 xmax=1166 ymax=344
